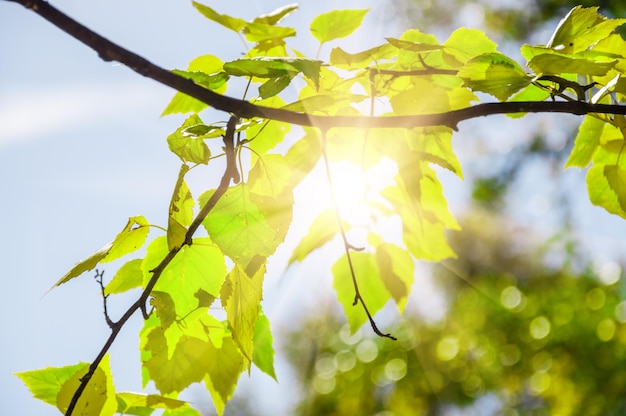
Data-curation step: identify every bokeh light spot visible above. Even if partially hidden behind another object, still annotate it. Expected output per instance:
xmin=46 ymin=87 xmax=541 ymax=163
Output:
xmin=615 ymin=301 xmax=626 ymax=323
xmin=436 ymin=337 xmax=459 ymax=361
xmin=315 ymin=354 xmax=336 ymax=379
xmin=335 ymin=350 xmax=357 ymax=373
xmin=500 ymin=344 xmax=521 ymax=366
xmin=356 ymin=339 xmax=378 ymax=363
xmin=501 ymin=286 xmax=522 ymax=309
xmin=586 ymin=288 xmax=606 ymax=311
xmin=597 ymin=261 xmax=622 ymax=285
xmin=384 ymin=358 xmax=407 ymax=381
xmin=529 ymin=372 xmax=551 ymax=395
xmin=597 ymin=318 xmax=616 ymax=342
xmin=530 ymin=316 xmax=551 ymax=339
xmin=313 ymin=374 xmax=336 ymax=394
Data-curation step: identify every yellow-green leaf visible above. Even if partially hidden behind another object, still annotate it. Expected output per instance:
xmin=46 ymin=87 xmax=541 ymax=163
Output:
xmin=192 ymin=1 xmax=246 ymax=32
xmin=444 ymin=27 xmax=498 ymax=65
xmin=587 ymin=164 xmax=626 ymax=218
xmin=375 ymin=243 xmax=414 ymax=313
xmin=221 ymin=264 xmax=265 ymax=365
xmin=289 ymin=209 xmax=343 ymax=265
xmin=167 ymin=115 xmax=211 ymax=164
xmin=54 ymin=216 xmax=149 ymax=287
xmin=565 ymin=115 xmax=603 ymax=168
xmin=330 ymin=44 xmax=396 ymax=69
xmin=253 ymin=310 xmax=276 ymax=380
xmin=310 ymin=9 xmax=368 ymax=44
xmin=546 ymin=6 xmax=626 ymax=54
xmin=204 ymin=335 xmax=245 ymax=416
xmin=458 ymin=53 xmax=532 ymax=101
xmin=332 ymin=252 xmax=391 ymax=334
xmin=104 ymin=258 xmax=143 ymax=295
xmin=167 ymin=164 xmax=194 ymax=250
xmin=116 ymin=392 xmax=188 ymax=413
xmin=200 ymin=184 xmax=278 ymax=271
xmin=253 ymin=4 xmax=298 ymax=25
xmin=162 ymin=54 xmax=226 ymax=116
xmin=57 ymin=355 xmax=117 ymax=416
xmin=15 ymin=362 xmax=87 ymax=408
xmin=143 ymin=236 xmax=227 ymax=315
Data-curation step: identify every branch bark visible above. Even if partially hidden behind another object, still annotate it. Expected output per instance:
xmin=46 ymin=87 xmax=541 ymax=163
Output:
xmin=5 ymin=0 xmax=626 ymax=131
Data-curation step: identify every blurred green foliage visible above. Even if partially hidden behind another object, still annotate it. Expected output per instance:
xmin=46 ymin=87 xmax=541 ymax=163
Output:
xmin=391 ymin=0 xmax=626 ymax=40
xmin=283 ymin=213 xmax=626 ymax=415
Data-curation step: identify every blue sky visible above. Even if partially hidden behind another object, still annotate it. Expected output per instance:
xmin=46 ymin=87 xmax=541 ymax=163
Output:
xmin=2 ymin=1 xmax=626 ymax=415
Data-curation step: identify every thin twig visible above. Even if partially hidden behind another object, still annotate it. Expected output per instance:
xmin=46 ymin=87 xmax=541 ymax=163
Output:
xmin=93 ymin=270 xmax=114 ymax=329
xmin=320 ymin=129 xmax=396 ymax=341
xmin=64 ymin=119 xmax=239 ymax=416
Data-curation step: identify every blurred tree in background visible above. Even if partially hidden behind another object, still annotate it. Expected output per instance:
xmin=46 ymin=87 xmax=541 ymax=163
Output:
xmin=281 ymin=211 xmax=626 ymax=415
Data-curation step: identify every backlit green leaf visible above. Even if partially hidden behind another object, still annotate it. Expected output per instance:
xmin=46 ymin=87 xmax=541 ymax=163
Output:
xmin=332 ymin=252 xmax=391 ymax=334
xmin=248 ymin=154 xmax=292 ymax=198
xmin=104 ymin=258 xmax=143 ymax=295
xmin=330 ymin=44 xmax=396 ymax=69
xmin=167 ymin=164 xmax=194 ymax=250
xmin=167 ymin=115 xmax=211 ymax=164
xmin=16 ymin=362 xmax=87 ymax=407
xmin=587 ymin=164 xmax=626 ymax=218
xmin=253 ymin=4 xmax=298 ymax=25
xmin=162 ymin=55 xmax=226 ymax=116
xmin=143 ymin=236 xmax=227 ymax=315
xmin=310 ymin=9 xmax=369 ymax=44
xmin=54 ymin=216 xmax=149 ymax=287
xmin=444 ymin=27 xmax=498 ymax=65
xmin=565 ymin=115 xmax=603 ymax=168
xmin=375 ymin=243 xmax=415 ymax=313
xmin=253 ymin=310 xmax=276 ymax=380
xmin=116 ymin=392 xmax=188 ymax=413
xmin=221 ymin=264 xmax=264 ymax=364
xmin=242 ymin=22 xmax=296 ymax=43
xmin=546 ymin=6 xmax=626 ymax=54
xmin=385 ymin=37 xmax=444 ymax=53
xmin=201 ymin=185 xmax=279 ymax=271
xmin=57 ymin=355 xmax=117 ymax=416
xmin=289 ymin=209 xmax=345 ymax=265
xmin=459 ymin=53 xmax=532 ymax=101
xmin=224 ymin=57 xmax=321 ymax=88
xmin=204 ymin=335 xmax=245 ymax=416
xmin=192 ymin=1 xmax=246 ymax=32
xmin=528 ymin=53 xmax=616 ymax=76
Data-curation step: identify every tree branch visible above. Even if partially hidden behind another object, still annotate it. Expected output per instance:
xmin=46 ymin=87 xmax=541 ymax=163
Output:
xmin=64 ymin=123 xmax=239 ymax=416
xmin=5 ymin=0 xmax=626 ymax=131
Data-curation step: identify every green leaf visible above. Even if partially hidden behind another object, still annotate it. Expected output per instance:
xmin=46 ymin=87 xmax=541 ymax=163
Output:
xmin=565 ymin=115 xmax=603 ymax=168
xmin=253 ymin=4 xmax=298 ymax=25
xmin=375 ymin=243 xmax=415 ymax=313
xmin=192 ymin=2 xmax=246 ymax=32
xmin=57 ymin=355 xmax=117 ymax=416
xmin=329 ymin=44 xmax=396 ymax=69
xmin=143 ymin=236 xmax=227 ymax=315
xmin=203 ymin=335 xmax=245 ymax=416
xmin=167 ymin=115 xmax=211 ymax=164
xmin=459 ymin=53 xmax=532 ymax=101
xmin=200 ymin=184 xmax=279 ymax=271
xmin=162 ymin=55 xmax=226 ymax=116
xmin=224 ymin=57 xmax=321 ymax=89
xmin=221 ymin=264 xmax=265 ymax=364
xmin=253 ymin=310 xmax=276 ymax=380
xmin=284 ymin=129 xmax=322 ymax=187
xmin=385 ymin=37 xmax=444 ymax=53
xmin=16 ymin=362 xmax=87 ymax=407
xmin=310 ymin=9 xmax=369 ymax=44
xmin=167 ymin=164 xmax=194 ymax=250
xmin=443 ymin=27 xmax=498 ymax=65
xmin=258 ymin=74 xmax=293 ymax=99
xmin=248 ymin=154 xmax=292 ymax=198
xmin=332 ymin=252 xmax=391 ymax=334
xmin=104 ymin=258 xmax=143 ymax=295
xmin=242 ymin=22 xmax=296 ymax=43
xmin=116 ymin=392 xmax=188 ymax=413
xmin=546 ymin=6 xmax=626 ymax=54
xmin=54 ymin=216 xmax=149 ymax=287
xmin=587 ymin=164 xmax=626 ymax=218
xmin=288 ymin=209 xmax=343 ymax=264
xmin=527 ymin=53 xmax=616 ymax=76
xmin=604 ymin=165 xmax=626 ymax=214
xmin=406 ymin=127 xmax=463 ymax=179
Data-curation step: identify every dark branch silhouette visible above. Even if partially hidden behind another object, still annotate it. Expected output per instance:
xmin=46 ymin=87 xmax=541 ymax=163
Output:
xmin=5 ymin=0 xmax=626 ymax=132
